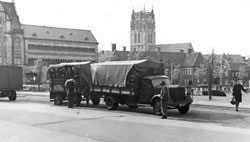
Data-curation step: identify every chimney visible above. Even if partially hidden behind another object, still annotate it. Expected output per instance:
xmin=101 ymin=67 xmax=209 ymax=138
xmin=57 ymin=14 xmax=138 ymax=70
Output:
xmin=188 ymin=48 xmax=193 ymax=55
xmin=112 ymin=43 xmax=116 ymax=51
xmin=157 ymin=46 xmax=161 ymax=52
xmin=242 ymin=56 xmax=246 ymax=61
xmin=123 ymin=46 xmax=126 ymax=51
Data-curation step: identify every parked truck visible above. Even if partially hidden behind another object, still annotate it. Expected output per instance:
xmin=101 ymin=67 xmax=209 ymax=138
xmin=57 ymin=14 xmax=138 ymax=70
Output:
xmin=90 ymin=59 xmax=193 ymax=114
xmin=48 ymin=59 xmax=193 ymax=114
xmin=0 ymin=65 xmax=23 ymax=101
xmin=48 ymin=62 xmax=92 ymax=105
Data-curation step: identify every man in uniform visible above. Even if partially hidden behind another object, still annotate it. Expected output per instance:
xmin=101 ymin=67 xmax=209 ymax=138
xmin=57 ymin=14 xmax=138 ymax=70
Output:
xmin=65 ymin=78 xmax=76 ymax=108
xmin=160 ymin=81 xmax=170 ymax=119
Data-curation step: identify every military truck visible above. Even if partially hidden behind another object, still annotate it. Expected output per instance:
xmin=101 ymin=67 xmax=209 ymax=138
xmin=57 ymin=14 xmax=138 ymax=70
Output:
xmin=0 ymin=65 xmax=23 ymax=101
xmin=48 ymin=62 xmax=92 ymax=105
xmin=90 ymin=59 xmax=193 ymax=114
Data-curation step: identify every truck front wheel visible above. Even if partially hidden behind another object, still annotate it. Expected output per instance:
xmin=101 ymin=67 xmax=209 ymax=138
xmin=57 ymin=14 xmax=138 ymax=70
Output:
xmin=153 ymin=98 xmax=162 ymax=115
xmin=9 ymin=92 xmax=16 ymax=101
xmin=178 ymin=105 xmax=190 ymax=114
xmin=105 ymin=95 xmax=118 ymax=110
xmin=54 ymin=94 xmax=63 ymax=105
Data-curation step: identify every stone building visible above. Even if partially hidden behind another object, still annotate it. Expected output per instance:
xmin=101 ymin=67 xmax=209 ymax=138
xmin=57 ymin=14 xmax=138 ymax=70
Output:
xmin=0 ymin=1 xmax=98 ymax=67
xmin=130 ymin=8 xmax=156 ymax=52
xmin=0 ymin=1 xmax=24 ymax=66
xmin=22 ymin=24 xmax=98 ymax=66
xmin=0 ymin=1 xmax=98 ymax=85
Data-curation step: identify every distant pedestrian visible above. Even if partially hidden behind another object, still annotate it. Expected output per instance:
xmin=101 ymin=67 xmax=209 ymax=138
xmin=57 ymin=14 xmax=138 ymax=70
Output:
xmin=160 ymin=81 xmax=170 ymax=119
xmin=187 ymin=80 xmax=193 ymax=96
xmin=65 ymin=78 xmax=76 ymax=108
xmin=232 ymin=80 xmax=247 ymax=111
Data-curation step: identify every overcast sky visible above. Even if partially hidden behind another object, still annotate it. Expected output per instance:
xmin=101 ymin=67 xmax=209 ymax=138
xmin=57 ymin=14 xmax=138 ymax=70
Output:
xmin=12 ymin=0 xmax=250 ymax=57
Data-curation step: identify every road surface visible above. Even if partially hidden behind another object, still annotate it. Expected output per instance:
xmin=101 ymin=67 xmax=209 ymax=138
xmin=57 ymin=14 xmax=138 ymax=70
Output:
xmin=0 ymin=93 xmax=249 ymax=142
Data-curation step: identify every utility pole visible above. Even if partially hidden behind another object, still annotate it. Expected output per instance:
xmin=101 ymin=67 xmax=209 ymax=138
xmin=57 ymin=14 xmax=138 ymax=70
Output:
xmin=208 ymin=49 xmax=214 ymax=100
xmin=171 ymin=63 xmax=173 ymax=84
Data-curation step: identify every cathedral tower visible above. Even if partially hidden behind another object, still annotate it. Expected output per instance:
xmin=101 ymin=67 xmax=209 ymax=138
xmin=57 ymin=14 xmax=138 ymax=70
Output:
xmin=130 ymin=8 xmax=156 ymax=52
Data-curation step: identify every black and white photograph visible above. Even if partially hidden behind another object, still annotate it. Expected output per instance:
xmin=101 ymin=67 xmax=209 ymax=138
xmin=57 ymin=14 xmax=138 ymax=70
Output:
xmin=0 ymin=0 xmax=250 ymax=141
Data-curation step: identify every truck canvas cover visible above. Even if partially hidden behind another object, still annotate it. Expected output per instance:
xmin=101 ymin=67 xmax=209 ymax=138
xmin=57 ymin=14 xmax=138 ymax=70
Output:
xmin=49 ymin=62 xmax=92 ymax=87
xmin=91 ymin=59 xmax=164 ymax=87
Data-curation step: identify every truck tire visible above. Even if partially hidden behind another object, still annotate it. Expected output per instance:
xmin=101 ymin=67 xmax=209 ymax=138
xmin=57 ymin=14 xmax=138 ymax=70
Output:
xmin=105 ymin=95 xmax=118 ymax=110
xmin=8 ymin=92 xmax=16 ymax=101
xmin=91 ymin=96 xmax=100 ymax=105
xmin=54 ymin=94 xmax=63 ymax=105
xmin=153 ymin=98 xmax=162 ymax=115
xmin=73 ymin=94 xmax=82 ymax=106
xmin=178 ymin=105 xmax=190 ymax=114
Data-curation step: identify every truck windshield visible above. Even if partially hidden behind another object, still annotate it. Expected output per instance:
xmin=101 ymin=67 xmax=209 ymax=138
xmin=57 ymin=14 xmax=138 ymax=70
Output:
xmin=151 ymin=78 xmax=170 ymax=88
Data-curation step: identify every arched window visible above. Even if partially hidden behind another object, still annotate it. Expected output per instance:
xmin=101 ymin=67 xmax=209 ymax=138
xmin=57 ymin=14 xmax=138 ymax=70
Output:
xmin=134 ymin=33 xmax=137 ymax=43
xmin=138 ymin=32 xmax=140 ymax=43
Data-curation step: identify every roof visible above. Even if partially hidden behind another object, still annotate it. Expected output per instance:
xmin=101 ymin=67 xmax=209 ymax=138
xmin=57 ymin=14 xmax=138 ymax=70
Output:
xmin=98 ymin=51 xmax=129 ymax=62
xmin=22 ymin=24 xmax=98 ymax=44
xmin=183 ymin=52 xmax=205 ymax=67
xmin=203 ymin=54 xmax=244 ymax=62
xmin=150 ymin=43 xmax=194 ymax=53
xmin=0 ymin=1 xmax=21 ymax=30
xmin=227 ymin=61 xmax=247 ymax=70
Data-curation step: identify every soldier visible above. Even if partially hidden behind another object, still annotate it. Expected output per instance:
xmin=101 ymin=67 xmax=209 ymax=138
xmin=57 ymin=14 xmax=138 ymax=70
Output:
xmin=160 ymin=81 xmax=170 ymax=119
xmin=65 ymin=78 xmax=76 ymax=108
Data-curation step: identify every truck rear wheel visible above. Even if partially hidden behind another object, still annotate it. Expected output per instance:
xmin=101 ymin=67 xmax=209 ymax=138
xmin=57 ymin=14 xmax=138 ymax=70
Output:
xmin=178 ymin=105 xmax=190 ymax=114
xmin=91 ymin=96 xmax=100 ymax=105
xmin=8 ymin=92 xmax=16 ymax=101
xmin=153 ymin=98 xmax=162 ymax=115
xmin=54 ymin=94 xmax=63 ymax=105
xmin=105 ymin=95 xmax=118 ymax=110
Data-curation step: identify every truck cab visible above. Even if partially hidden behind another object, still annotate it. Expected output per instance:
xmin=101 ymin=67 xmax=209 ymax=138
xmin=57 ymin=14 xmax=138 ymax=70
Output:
xmin=138 ymin=75 xmax=193 ymax=114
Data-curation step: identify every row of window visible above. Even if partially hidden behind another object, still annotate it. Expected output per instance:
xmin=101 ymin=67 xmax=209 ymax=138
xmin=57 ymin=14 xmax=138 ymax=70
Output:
xmin=28 ymin=44 xmax=95 ymax=53
xmin=28 ymin=58 xmax=88 ymax=65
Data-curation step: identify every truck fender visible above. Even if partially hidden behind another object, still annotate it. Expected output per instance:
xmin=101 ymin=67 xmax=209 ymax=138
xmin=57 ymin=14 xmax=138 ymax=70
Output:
xmin=150 ymin=94 xmax=161 ymax=106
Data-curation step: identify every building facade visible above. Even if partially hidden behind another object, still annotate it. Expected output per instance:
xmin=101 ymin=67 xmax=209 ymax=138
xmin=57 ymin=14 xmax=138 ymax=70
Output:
xmin=0 ymin=1 xmax=98 ymax=85
xmin=22 ymin=24 xmax=98 ymax=66
xmin=0 ymin=1 xmax=98 ymax=67
xmin=130 ymin=8 xmax=156 ymax=52
xmin=0 ymin=1 xmax=24 ymax=66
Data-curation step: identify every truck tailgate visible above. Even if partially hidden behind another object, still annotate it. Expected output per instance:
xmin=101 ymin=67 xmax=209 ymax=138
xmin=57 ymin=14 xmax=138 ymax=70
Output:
xmin=0 ymin=66 xmax=22 ymax=90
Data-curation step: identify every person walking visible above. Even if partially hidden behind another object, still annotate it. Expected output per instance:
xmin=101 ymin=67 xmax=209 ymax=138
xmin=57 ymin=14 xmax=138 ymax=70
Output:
xmin=160 ymin=81 xmax=170 ymax=119
xmin=232 ymin=80 xmax=247 ymax=111
xmin=65 ymin=78 xmax=76 ymax=108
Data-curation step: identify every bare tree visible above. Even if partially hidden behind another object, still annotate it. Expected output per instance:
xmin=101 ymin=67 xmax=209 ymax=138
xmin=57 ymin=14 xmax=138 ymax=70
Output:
xmin=34 ymin=59 xmax=44 ymax=91
xmin=194 ymin=63 xmax=208 ymax=84
xmin=172 ymin=64 xmax=181 ymax=84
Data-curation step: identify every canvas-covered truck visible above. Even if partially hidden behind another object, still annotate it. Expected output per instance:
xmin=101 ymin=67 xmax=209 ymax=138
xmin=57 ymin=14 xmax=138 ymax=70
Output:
xmin=0 ymin=65 xmax=23 ymax=101
xmin=48 ymin=62 xmax=92 ymax=105
xmin=90 ymin=59 xmax=193 ymax=114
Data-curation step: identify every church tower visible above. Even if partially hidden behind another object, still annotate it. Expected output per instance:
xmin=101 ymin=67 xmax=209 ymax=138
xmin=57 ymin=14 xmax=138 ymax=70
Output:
xmin=130 ymin=8 xmax=156 ymax=52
